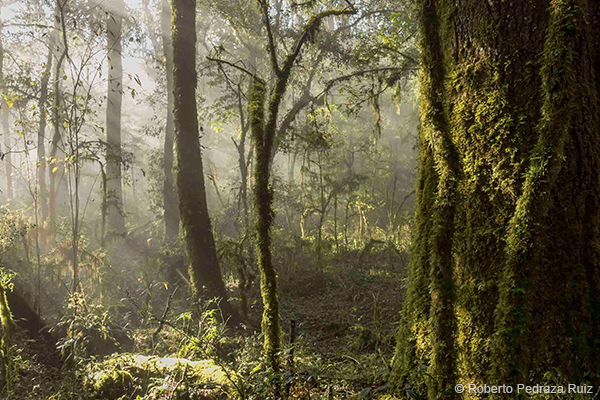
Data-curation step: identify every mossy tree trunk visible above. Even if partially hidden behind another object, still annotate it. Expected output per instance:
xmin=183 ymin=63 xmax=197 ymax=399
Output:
xmin=106 ymin=0 xmax=127 ymax=239
xmin=161 ymin=0 xmax=179 ymax=242
xmin=248 ymin=1 xmax=355 ymax=380
xmin=171 ymin=0 xmax=239 ymax=323
xmin=393 ymin=0 xmax=600 ymax=397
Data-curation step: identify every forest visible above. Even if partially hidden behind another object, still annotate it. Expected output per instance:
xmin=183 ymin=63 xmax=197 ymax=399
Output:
xmin=0 ymin=0 xmax=599 ymax=399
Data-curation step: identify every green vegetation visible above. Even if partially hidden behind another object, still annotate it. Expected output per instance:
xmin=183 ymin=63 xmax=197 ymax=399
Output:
xmin=1 ymin=0 xmax=598 ymax=398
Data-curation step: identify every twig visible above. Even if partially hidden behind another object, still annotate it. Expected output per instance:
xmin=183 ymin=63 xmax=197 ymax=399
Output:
xmin=168 ymin=364 xmax=187 ymax=400
xmin=206 ymin=57 xmax=263 ymax=82
xmin=152 ymin=287 xmax=179 ymax=346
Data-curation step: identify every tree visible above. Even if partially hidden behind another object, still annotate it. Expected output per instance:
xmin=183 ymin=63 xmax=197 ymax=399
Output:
xmin=392 ymin=0 xmax=600 ymax=397
xmin=0 ymin=6 xmax=12 ymax=201
xmin=160 ymin=0 xmax=179 ymax=242
xmin=105 ymin=0 xmax=127 ymax=238
xmin=49 ymin=1 xmax=66 ymax=223
xmin=171 ymin=0 xmax=239 ymax=322
xmin=245 ymin=0 xmax=356 ymax=381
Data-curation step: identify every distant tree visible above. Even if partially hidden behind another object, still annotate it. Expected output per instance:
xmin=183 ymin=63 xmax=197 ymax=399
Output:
xmin=0 ymin=6 xmax=12 ymax=201
xmin=48 ymin=1 xmax=66 ymax=223
xmin=160 ymin=0 xmax=179 ymax=242
xmin=105 ymin=0 xmax=127 ymax=238
xmin=171 ymin=0 xmax=239 ymax=322
xmin=393 ymin=0 xmax=600 ymax=398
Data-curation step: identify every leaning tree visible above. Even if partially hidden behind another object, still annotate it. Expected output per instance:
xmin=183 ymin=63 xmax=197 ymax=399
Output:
xmin=393 ymin=0 xmax=600 ymax=398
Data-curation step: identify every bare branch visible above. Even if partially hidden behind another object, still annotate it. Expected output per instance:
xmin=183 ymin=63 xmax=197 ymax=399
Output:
xmin=257 ymin=0 xmax=280 ymax=74
xmin=206 ymin=56 xmax=264 ymax=83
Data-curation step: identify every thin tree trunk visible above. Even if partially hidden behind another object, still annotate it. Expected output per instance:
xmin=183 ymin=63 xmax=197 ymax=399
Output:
xmin=37 ymin=45 xmax=53 ymax=222
xmin=0 ymin=13 xmax=12 ymax=201
xmin=106 ymin=0 xmax=126 ymax=238
xmin=49 ymin=11 xmax=66 ymax=223
xmin=171 ymin=0 xmax=239 ymax=323
xmin=161 ymin=0 xmax=179 ymax=242
xmin=249 ymin=77 xmax=282 ymax=377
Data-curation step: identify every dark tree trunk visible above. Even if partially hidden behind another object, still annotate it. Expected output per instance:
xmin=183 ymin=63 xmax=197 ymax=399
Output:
xmin=393 ymin=0 xmax=600 ymax=397
xmin=161 ymin=0 xmax=179 ymax=242
xmin=171 ymin=0 xmax=239 ymax=323
xmin=106 ymin=0 xmax=126 ymax=238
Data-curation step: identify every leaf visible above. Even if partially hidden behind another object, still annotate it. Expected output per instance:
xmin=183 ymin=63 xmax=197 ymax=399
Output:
xmin=359 ymin=387 xmax=371 ymax=399
xmin=52 ymin=167 xmax=58 ymax=173
xmin=3 ymin=95 xmax=13 ymax=108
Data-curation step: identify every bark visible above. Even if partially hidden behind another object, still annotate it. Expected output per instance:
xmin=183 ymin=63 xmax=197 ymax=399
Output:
xmin=106 ymin=0 xmax=127 ymax=238
xmin=171 ymin=0 xmax=239 ymax=322
xmin=249 ymin=77 xmax=281 ymax=374
xmin=393 ymin=0 xmax=600 ymax=397
xmin=161 ymin=0 xmax=179 ymax=242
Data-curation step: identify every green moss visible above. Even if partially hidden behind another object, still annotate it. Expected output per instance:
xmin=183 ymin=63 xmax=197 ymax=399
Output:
xmin=85 ymin=353 xmax=234 ymax=399
xmin=491 ymin=0 xmax=600 ymax=387
xmin=249 ymin=77 xmax=282 ymax=377
xmin=393 ymin=0 xmax=600 ymax=397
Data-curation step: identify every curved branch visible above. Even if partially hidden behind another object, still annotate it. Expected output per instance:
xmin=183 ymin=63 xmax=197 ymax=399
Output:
xmin=206 ymin=56 xmax=264 ymax=83
xmin=285 ymin=7 xmax=357 ymax=71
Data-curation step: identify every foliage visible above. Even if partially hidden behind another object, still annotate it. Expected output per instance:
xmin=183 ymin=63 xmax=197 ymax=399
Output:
xmin=51 ymin=292 xmax=132 ymax=364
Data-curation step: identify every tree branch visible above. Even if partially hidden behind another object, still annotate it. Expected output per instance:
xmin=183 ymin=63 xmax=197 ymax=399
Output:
xmin=285 ymin=7 xmax=357 ymax=71
xmin=257 ymin=0 xmax=280 ymax=74
xmin=206 ymin=56 xmax=263 ymax=83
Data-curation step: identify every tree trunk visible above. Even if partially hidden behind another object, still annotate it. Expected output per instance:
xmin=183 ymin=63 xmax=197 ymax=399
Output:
xmin=106 ymin=0 xmax=126 ymax=238
xmin=161 ymin=0 xmax=179 ymax=242
xmin=37 ymin=45 xmax=53 ymax=222
xmin=49 ymin=10 xmax=65 ymax=223
xmin=171 ymin=0 xmax=239 ymax=323
xmin=249 ymin=77 xmax=282 ymax=376
xmin=393 ymin=0 xmax=600 ymax=397
xmin=0 ymin=11 xmax=12 ymax=201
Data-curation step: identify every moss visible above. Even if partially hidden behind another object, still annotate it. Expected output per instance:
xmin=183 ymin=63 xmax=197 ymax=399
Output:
xmin=249 ymin=77 xmax=282 ymax=376
xmin=393 ymin=0 xmax=600 ymax=397
xmin=491 ymin=0 xmax=600 ymax=387
xmin=392 ymin=0 xmax=459 ymax=397
xmin=85 ymin=353 xmax=234 ymax=399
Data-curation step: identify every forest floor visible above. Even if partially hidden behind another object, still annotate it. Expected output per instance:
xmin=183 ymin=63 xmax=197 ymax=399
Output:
xmin=8 ymin=249 xmax=406 ymax=400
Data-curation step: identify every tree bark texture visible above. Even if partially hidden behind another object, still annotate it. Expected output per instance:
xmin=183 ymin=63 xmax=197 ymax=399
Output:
xmin=249 ymin=77 xmax=282 ymax=374
xmin=171 ymin=0 xmax=238 ymax=322
xmin=393 ymin=0 xmax=600 ymax=397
